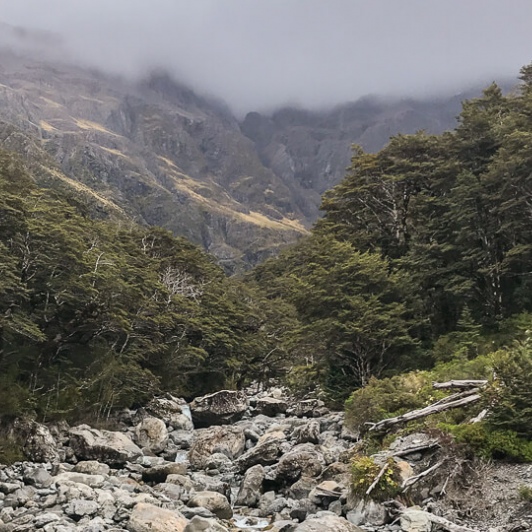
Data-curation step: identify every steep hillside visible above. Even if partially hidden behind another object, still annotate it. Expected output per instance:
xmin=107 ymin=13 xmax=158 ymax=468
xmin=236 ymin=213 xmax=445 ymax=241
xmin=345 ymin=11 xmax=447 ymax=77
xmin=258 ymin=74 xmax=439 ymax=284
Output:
xmin=0 ymin=47 xmax=499 ymax=269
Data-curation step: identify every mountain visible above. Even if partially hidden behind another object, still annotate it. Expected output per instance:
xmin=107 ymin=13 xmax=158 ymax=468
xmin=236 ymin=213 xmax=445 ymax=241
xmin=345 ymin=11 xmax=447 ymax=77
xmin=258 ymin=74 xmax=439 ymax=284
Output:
xmin=0 ymin=46 xmax=504 ymax=270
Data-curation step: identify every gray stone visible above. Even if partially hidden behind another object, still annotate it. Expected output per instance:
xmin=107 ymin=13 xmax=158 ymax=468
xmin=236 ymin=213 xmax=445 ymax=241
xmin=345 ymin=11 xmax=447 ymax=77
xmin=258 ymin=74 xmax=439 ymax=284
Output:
xmin=134 ymin=417 xmax=169 ymax=453
xmin=235 ymin=464 xmax=265 ymax=507
xmin=294 ymin=514 xmax=363 ymax=531
xmin=184 ymin=515 xmax=229 ymax=532
xmin=64 ymin=499 xmax=99 ymax=518
xmin=188 ymin=426 xmax=246 ymax=469
xmin=127 ymin=502 xmax=188 ymax=532
xmin=188 ymin=491 xmax=233 ymax=520
xmin=190 ymin=390 xmax=248 ymax=427
xmin=69 ymin=425 xmax=142 ymax=465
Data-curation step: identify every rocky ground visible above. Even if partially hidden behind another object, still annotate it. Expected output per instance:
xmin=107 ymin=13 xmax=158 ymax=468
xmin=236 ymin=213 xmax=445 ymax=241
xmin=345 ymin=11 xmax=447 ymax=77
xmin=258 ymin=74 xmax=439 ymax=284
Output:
xmin=0 ymin=387 xmax=530 ymax=532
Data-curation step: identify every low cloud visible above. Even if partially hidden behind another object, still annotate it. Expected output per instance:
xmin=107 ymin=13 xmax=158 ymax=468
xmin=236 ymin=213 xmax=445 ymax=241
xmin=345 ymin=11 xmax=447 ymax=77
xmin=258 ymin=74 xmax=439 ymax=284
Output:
xmin=1 ymin=0 xmax=531 ymax=114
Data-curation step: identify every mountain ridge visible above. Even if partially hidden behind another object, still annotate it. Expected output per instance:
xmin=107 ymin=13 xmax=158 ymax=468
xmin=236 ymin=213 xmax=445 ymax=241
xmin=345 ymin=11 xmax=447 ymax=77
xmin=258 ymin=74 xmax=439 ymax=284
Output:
xmin=0 ymin=47 xmax=512 ymax=270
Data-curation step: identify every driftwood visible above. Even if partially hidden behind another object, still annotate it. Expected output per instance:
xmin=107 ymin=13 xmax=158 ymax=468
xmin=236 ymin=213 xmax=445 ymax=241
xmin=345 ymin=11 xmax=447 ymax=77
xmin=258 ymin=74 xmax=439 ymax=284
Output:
xmin=392 ymin=440 xmax=440 ymax=457
xmin=433 ymin=379 xmax=488 ymax=390
xmin=469 ymin=408 xmax=488 ymax=423
xmin=369 ymin=388 xmax=481 ymax=433
xmin=401 ymin=460 xmax=445 ymax=490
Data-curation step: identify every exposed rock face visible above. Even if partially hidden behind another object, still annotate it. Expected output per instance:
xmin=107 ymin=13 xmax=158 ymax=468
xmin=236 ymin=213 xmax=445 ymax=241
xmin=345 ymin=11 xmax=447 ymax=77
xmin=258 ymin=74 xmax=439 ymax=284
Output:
xmin=190 ymin=390 xmax=248 ymax=427
xmin=69 ymin=425 xmax=143 ymax=465
xmin=254 ymin=397 xmax=288 ymax=416
xmin=0 ymin=49 xmax=484 ymax=272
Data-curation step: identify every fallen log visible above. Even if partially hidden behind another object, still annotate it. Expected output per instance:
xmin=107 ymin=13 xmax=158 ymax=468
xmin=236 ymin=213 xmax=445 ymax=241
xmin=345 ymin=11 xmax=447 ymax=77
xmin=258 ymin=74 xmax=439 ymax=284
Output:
xmin=392 ymin=440 xmax=440 ymax=457
xmin=401 ymin=460 xmax=445 ymax=490
xmin=433 ymin=380 xmax=488 ymax=390
xmin=369 ymin=389 xmax=481 ymax=433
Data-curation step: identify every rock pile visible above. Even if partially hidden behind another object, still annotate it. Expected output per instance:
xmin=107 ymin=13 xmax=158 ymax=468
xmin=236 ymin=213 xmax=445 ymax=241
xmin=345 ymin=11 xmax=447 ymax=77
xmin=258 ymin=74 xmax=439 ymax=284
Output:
xmin=0 ymin=388 xmax=487 ymax=531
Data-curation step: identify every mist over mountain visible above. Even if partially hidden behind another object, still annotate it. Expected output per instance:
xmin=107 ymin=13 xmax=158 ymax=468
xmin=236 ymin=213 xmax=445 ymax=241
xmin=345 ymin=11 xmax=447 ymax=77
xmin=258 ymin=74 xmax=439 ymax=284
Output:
xmin=2 ymin=1 xmax=531 ymax=114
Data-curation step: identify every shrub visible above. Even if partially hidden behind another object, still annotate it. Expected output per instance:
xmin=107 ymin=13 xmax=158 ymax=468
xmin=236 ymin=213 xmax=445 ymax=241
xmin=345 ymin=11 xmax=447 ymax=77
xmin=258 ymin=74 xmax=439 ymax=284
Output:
xmin=441 ymin=422 xmax=532 ymax=462
xmin=486 ymin=341 xmax=532 ymax=439
xmin=0 ymin=437 xmax=24 ymax=465
xmin=350 ymin=455 xmax=401 ymax=501
xmin=518 ymin=485 xmax=532 ymax=502
xmin=345 ymin=372 xmax=434 ymax=432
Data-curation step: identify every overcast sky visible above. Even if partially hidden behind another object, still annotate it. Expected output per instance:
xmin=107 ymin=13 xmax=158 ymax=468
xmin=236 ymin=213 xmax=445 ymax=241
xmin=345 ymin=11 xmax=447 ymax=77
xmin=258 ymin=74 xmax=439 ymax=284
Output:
xmin=1 ymin=0 xmax=531 ymax=114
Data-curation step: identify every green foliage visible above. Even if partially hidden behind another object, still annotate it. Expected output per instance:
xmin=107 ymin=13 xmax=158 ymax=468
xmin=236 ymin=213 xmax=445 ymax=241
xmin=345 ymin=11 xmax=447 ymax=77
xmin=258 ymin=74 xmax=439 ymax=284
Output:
xmin=518 ymin=485 xmax=532 ymax=502
xmin=442 ymin=423 xmax=532 ymax=462
xmin=0 ymin=149 xmax=288 ymax=420
xmin=0 ymin=437 xmax=24 ymax=465
xmin=350 ymin=455 xmax=401 ymax=501
xmin=485 ymin=340 xmax=532 ymax=439
xmin=345 ymin=373 xmax=431 ymax=432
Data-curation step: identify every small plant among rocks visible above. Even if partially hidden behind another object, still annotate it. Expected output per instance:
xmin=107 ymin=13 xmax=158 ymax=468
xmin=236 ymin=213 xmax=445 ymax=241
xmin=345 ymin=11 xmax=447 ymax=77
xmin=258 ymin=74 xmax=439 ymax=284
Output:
xmin=350 ymin=454 xmax=401 ymax=501
xmin=518 ymin=485 xmax=532 ymax=502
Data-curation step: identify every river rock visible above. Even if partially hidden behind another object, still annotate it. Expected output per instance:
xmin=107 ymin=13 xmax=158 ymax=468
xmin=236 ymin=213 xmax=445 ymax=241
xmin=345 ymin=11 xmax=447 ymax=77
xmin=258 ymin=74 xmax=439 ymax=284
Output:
xmin=134 ymin=417 xmax=169 ymax=453
xmin=291 ymin=420 xmax=320 ymax=444
xmin=346 ymin=499 xmax=388 ymax=526
xmin=309 ymin=480 xmax=343 ymax=506
xmin=69 ymin=425 xmax=142 ymax=465
xmin=294 ymin=514 xmax=363 ymax=531
xmin=254 ymin=397 xmax=288 ymax=416
xmin=287 ymin=399 xmax=325 ymax=418
xmin=184 ymin=515 xmax=229 ymax=531
xmin=400 ymin=509 xmax=431 ymax=532
xmin=64 ymin=498 xmax=99 ymax=518
xmin=276 ymin=449 xmax=324 ymax=483
xmin=188 ymin=491 xmax=233 ymax=519
xmin=190 ymin=390 xmax=248 ymax=427
xmin=73 ymin=460 xmax=110 ymax=476
xmin=16 ymin=421 xmax=59 ymax=463
xmin=235 ymin=430 xmax=286 ymax=471
xmin=188 ymin=425 xmax=246 ymax=469
xmin=235 ymin=464 xmax=265 ymax=507
xmin=128 ymin=502 xmax=188 ymax=532
xmin=142 ymin=462 xmax=187 ymax=484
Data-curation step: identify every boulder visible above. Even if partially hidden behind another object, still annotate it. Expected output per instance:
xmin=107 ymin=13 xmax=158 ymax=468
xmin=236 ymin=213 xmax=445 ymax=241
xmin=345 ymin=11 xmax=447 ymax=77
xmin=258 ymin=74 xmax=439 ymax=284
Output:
xmin=188 ymin=491 xmax=233 ymax=520
xmin=64 ymin=499 xmax=99 ymax=518
xmin=346 ymin=499 xmax=388 ymax=526
xmin=294 ymin=514 xmax=363 ymax=532
xmin=128 ymin=502 xmax=188 ymax=532
xmin=255 ymin=397 xmax=288 ymax=417
xmin=188 ymin=425 xmax=246 ymax=469
xmin=184 ymin=516 xmax=229 ymax=532
xmin=146 ymin=395 xmax=193 ymax=429
xmin=73 ymin=460 xmax=110 ymax=476
xmin=16 ymin=421 xmax=59 ymax=463
xmin=142 ymin=462 xmax=187 ymax=484
xmin=190 ymin=390 xmax=248 ymax=427
xmin=69 ymin=425 xmax=142 ymax=465
xmin=276 ymin=449 xmax=324 ymax=483
xmin=288 ymin=399 xmax=325 ymax=418
xmin=291 ymin=420 xmax=320 ymax=444
xmin=309 ymin=480 xmax=343 ymax=506
xmin=399 ymin=509 xmax=431 ymax=532
xmin=235 ymin=431 xmax=285 ymax=471
xmin=134 ymin=417 xmax=169 ymax=453
xmin=235 ymin=464 xmax=265 ymax=507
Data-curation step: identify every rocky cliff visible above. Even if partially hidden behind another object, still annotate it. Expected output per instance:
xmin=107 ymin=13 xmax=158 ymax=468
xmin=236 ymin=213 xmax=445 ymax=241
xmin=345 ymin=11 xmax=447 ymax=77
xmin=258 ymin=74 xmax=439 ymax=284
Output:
xmin=0 ymin=48 xmax=499 ymax=270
